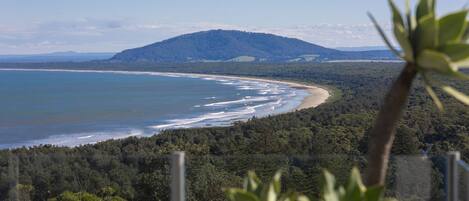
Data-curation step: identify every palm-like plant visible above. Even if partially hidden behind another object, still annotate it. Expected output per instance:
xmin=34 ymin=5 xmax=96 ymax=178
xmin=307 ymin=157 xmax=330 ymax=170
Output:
xmin=366 ymin=0 xmax=469 ymax=186
xmin=224 ymin=171 xmax=310 ymax=201
xmin=224 ymin=168 xmax=396 ymax=201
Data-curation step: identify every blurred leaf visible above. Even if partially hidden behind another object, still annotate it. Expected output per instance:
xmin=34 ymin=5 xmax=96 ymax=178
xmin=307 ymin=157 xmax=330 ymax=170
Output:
xmin=226 ymin=189 xmax=261 ymax=201
xmin=416 ymin=14 xmax=438 ymax=52
xmin=449 ymin=70 xmax=469 ymax=80
xmin=417 ymin=50 xmax=456 ymax=73
xmin=227 ymin=171 xmax=309 ymax=201
xmin=389 ymin=0 xmax=405 ymax=27
xmin=264 ymin=184 xmax=277 ymax=201
xmin=405 ymin=0 xmax=416 ymax=32
xmin=245 ymin=171 xmax=261 ymax=192
xmin=439 ymin=43 xmax=469 ymax=66
xmin=364 ymin=186 xmax=384 ymax=201
xmin=296 ymin=195 xmax=310 ymax=201
xmin=416 ymin=0 xmax=434 ymax=20
xmin=442 ymin=85 xmax=469 ymax=105
xmin=439 ymin=10 xmax=468 ymax=44
xmin=394 ymin=23 xmax=414 ymax=61
xmin=322 ymin=170 xmax=336 ymax=193
xmin=368 ymin=13 xmax=403 ymax=58
xmin=462 ymin=21 xmax=469 ymax=41
xmin=422 ymin=74 xmax=444 ymax=111
xmin=272 ymin=171 xmax=282 ymax=194
xmin=345 ymin=168 xmax=365 ymax=201
xmin=389 ymin=0 xmax=413 ymax=60
xmin=425 ymin=85 xmax=444 ymax=110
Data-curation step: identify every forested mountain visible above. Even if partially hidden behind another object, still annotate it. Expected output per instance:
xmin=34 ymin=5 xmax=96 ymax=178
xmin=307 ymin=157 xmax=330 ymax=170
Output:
xmin=110 ymin=30 xmax=397 ymax=62
xmin=0 ymin=62 xmax=467 ymax=201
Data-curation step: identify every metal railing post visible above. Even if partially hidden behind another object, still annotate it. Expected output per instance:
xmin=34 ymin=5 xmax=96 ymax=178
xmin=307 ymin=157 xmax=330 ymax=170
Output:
xmin=446 ymin=151 xmax=460 ymax=201
xmin=171 ymin=152 xmax=185 ymax=201
xmin=466 ymin=172 xmax=469 ymax=201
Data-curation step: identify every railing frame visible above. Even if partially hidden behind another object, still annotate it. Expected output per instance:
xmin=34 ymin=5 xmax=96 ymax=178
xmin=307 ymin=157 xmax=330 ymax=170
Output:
xmin=445 ymin=151 xmax=468 ymax=201
xmin=171 ymin=152 xmax=185 ymax=201
xmin=170 ymin=151 xmax=468 ymax=201
xmin=457 ymin=159 xmax=469 ymax=201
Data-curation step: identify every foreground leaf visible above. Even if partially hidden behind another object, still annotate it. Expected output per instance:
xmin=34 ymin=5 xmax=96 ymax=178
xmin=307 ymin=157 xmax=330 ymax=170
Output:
xmin=226 ymin=189 xmax=261 ymax=201
xmin=439 ymin=10 xmax=468 ymax=44
xmin=368 ymin=13 xmax=403 ymax=58
xmin=439 ymin=43 xmax=469 ymax=67
xmin=416 ymin=0 xmax=435 ymax=20
xmin=394 ymin=23 xmax=414 ymax=61
xmin=442 ymin=85 xmax=469 ymax=105
xmin=364 ymin=186 xmax=384 ymax=201
xmin=416 ymin=14 xmax=438 ymax=52
xmin=389 ymin=0 xmax=405 ymax=27
xmin=417 ymin=50 xmax=456 ymax=73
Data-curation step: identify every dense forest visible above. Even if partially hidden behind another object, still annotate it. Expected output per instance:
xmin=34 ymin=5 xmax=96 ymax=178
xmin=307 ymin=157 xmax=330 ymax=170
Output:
xmin=0 ymin=62 xmax=467 ymax=201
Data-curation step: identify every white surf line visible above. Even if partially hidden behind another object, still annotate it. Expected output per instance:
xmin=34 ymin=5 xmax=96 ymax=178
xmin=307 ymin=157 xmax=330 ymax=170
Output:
xmin=0 ymin=68 xmax=331 ymax=110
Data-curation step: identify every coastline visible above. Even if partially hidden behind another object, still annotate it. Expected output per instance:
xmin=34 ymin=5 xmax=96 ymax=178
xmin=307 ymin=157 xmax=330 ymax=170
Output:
xmin=0 ymin=68 xmax=331 ymax=148
xmin=0 ymin=68 xmax=331 ymax=111
xmin=181 ymin=73 xmax=331 ymax=110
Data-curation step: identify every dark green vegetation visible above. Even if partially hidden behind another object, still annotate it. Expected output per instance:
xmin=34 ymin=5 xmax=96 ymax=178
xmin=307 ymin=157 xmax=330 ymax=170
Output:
xmin=0 ymin=62 xmax=467 ymax=201
xmin=110 ymin=30 xmax=396 ymax=62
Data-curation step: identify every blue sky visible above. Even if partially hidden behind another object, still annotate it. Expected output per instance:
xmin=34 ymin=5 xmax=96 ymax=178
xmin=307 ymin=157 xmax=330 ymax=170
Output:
xmin=0 ymin=0 xmax=466 ymax=54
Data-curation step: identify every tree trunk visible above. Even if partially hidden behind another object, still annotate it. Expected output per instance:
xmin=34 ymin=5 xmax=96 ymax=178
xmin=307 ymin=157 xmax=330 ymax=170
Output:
xmin=365 ymin=63 xmax=417 ymax=186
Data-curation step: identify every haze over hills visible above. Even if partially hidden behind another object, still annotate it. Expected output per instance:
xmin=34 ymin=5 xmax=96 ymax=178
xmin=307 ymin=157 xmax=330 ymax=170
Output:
xmin=0 ymin=30 xmax=397 ymax=63
xmin=111 ymin=30 xmax=398 ymax=63
xmin=335 ymin=46 xmax=389 ymax=51
xmin=0 ymin=52 xmax=115 ymax=63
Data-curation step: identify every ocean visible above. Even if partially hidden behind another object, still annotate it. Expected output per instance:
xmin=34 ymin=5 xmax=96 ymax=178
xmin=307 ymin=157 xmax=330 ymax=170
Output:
xmin=0 ymin=69 xmax=309 ymax=148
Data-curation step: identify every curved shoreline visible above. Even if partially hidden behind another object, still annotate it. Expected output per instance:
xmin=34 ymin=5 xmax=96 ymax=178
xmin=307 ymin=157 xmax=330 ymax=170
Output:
xmin=176 ymin=73 xmax=330 ymax=110
xmin=0 ymin=68 xmax=330 ymax=148
xmin=0 ymin=68 xmax=330 ymax=111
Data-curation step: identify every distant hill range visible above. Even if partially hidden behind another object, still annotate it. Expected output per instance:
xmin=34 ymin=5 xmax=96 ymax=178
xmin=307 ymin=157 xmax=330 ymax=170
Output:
xmin=111 ymin=30 xmax=398 ymax=63
xmin=0 ymin=51 xmax=115 ymax=63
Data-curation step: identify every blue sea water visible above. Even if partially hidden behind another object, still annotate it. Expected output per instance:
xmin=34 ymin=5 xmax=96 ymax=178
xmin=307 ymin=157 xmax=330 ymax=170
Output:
xmin=0 ymin=69 xmax=309 ymax=148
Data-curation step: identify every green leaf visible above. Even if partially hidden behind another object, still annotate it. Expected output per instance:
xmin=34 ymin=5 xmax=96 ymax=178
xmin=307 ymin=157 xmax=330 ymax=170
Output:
xmin=322 ymin=170 xmax=336 ymax=193
xmin=417 ymin=50 xmax=457 ymax=74
xmin=449 ymin=71 xmax=469 ymax=80
xmin=389 ymin=0 xmax=405 ymax=27
xmin=441 ymin=85 xmax=469 ymax=105
xmin=389 ymin=0 xmax=413 ymax=61
xmin=272 ymin=171 xmax=282 ymax=194
xmin=422 ymin=73 xmax=444 ymax=111
xmin=346 ymin=168 xmax=365 ymax=201
xmin=244 ymin=171 xmax=260 ymax=192
xmin=425 ymin=85 xmax=444 ymax=110
xmin=439 ymin=43 xmax=469 ymax=66
xmin=296 ymin=195 xmax=310 ymax=201
xmin=405 ymin=0 xmax=416 ymax=32
xmin=416 ymin=0 xmax=434 ymax=20
xmin=394 ymin=23 xmax=414 ymax=61
xmin=225 ymin=189 xmax=260 ymax=201
xmin=368 ymin=13 xmax=403 ymax=58
xmin=462 ymin=21 xmax=469 ymax=41
xmin=364 ymin=186 xmax=384 ymax=201
xmin=416 ymin=14 xmax=438 ymax=52
xmin=439 ymin=10 xmax=468 ymax=44
xmin=266 ymin=184 xmax=277 ymax=201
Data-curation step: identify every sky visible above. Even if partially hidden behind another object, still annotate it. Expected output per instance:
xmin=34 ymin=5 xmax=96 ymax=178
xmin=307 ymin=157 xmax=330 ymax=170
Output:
xmin=0 ymin=0 xmax=466 ymax=54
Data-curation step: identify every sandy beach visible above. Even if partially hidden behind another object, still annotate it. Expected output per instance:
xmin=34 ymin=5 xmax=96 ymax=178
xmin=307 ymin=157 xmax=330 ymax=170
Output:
xmin=167 ymin=72 xmax=331 ymax=110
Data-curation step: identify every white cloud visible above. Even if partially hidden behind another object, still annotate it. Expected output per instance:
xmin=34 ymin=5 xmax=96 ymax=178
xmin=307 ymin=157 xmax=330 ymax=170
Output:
xmin=0 ymin=19 xmax=393 ymax=54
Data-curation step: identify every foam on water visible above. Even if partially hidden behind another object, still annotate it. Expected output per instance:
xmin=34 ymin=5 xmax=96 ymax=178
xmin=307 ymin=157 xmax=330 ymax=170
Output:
xmin=0 ymin=129 xmax=144 ymax=149
xmin=0 ymin=68 xmax=310 ymax=148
